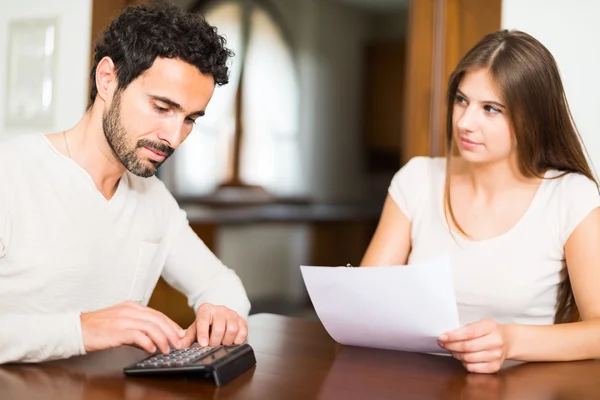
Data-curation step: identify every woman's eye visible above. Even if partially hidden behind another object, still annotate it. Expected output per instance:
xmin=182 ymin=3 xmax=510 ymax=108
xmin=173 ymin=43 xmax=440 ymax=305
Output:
xmin=484 ymin=105 xmax=501 ymax=114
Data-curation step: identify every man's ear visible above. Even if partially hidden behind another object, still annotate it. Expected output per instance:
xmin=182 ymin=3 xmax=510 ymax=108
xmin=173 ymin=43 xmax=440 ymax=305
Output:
xmin=95 ymin=56 xmax=118 ymax=103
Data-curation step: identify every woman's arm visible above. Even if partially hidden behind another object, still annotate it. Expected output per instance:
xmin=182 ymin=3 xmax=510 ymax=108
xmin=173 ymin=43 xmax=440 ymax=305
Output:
xmin=440 ymin=207 xmax=600 ymax=373
xmin=360 ymin=195 xmax=412 ymax=266
xmin=507 ymin=207 xmax=600 ymax=361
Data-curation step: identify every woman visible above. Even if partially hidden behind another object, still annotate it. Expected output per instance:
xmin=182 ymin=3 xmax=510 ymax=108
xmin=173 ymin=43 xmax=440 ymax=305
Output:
xmin=361 ymin=30 xmax=600 ymax=373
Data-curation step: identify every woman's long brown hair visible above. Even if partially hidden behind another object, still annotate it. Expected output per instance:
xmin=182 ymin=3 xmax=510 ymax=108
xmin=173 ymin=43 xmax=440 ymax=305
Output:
xmin=444 ymin=30 xmax=597 ymax=324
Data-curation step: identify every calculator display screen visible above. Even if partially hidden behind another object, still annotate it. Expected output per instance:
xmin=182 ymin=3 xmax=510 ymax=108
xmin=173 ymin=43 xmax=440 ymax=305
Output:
xmin=197 ymin=347 xmax=234 ymax=365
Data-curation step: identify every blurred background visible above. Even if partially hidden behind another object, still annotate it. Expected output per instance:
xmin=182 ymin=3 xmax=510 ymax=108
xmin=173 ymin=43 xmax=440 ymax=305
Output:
xmin=1 ymin=0 xmax=599 ymax=327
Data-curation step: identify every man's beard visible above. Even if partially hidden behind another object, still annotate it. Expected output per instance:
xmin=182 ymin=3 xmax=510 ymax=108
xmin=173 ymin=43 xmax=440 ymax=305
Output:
xmin=102 ymin=93 xmax=174 ymax=178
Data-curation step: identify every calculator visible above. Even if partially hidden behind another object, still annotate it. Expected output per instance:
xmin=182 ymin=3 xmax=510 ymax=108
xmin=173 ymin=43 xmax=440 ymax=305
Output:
xmin=123 ymin=343 xmax=256 ymax=386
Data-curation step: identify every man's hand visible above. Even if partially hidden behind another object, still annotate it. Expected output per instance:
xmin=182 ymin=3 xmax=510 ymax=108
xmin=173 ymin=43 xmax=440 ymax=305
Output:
xmin=179 ymin=303 xmax=248 ymax=348
xmin=80 ymin=301 xmax=186 ymax=354
xmin=438 ymin=318 xmax=513 ymax=373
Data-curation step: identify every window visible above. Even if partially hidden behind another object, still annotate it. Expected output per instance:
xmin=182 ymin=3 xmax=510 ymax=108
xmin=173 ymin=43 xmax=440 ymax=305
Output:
xmin=171 ymin=0 xmax=301 ymax=198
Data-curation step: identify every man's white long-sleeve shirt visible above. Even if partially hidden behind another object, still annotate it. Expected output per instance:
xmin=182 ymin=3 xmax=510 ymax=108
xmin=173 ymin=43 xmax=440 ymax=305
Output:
xmin=0 ymin=134 xmax=250 ymax=363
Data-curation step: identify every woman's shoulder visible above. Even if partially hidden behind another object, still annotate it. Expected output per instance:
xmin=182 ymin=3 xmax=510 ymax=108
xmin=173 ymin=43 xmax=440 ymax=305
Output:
xmin=390 ymin=156 xmax=446 ymax=194
xmin=399 ymin=156 xmax=447 ymax=178
xmin=388 ymin=156 xmax=446 ymax=219
xmin=544 ymin=169 xmax=599 ymax=194
xmin=541 ymin=170 xmax=600 ymax=244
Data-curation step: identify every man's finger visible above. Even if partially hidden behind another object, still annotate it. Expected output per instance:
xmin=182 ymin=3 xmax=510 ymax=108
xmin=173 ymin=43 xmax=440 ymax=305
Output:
xmin=195 ymin=304 xmax=213 ymax=347
xmin=125 ymin=318 xmax=171 ymax=354
xmin=209 ymin=313 xmax=227 ymax=347
xmin=221 ymin=317 xmax=239 ymax=346
xmin=146 ymin=307 xmax=186 ymax=338
xmin=126 ymin=330 xmax=156 ymax=354
xmin=178 ymin=324 xmax=196 ymax=348
xmin=137 ymin=309 xmax=183 ymax=349
xmin=233 ymin=320 xmax=248 ymax=345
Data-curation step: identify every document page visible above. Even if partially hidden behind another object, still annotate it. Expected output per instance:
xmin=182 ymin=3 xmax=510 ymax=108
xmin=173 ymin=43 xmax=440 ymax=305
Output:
xmin=300 ymin=257 xmax=459 ymax=353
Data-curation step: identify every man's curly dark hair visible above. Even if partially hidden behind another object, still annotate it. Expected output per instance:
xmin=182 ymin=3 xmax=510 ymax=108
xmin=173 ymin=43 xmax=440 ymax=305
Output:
xmin=89 ymin=1 xmax=232 ymax=106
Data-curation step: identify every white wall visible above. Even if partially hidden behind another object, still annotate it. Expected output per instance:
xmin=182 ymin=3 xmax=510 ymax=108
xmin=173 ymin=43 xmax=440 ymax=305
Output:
xmin=0 ymin=0 xmax=92 ymax=140
xmin=502 ymin=0 xmax=600 ymax=173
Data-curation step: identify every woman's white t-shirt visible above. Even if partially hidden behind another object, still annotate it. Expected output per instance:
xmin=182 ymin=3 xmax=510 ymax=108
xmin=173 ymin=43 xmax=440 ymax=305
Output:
xmin=388 ymin=157 xmax=600 ymax=326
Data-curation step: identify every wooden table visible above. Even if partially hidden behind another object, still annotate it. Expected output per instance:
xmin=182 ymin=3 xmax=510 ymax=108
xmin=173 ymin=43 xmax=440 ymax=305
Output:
xmin=1 ymin=313 xmax=600 ymax=399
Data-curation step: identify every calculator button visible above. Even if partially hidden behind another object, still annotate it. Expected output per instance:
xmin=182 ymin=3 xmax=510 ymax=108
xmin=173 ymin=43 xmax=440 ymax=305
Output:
xmin=135 ymin=345 xmax=218 ymax=369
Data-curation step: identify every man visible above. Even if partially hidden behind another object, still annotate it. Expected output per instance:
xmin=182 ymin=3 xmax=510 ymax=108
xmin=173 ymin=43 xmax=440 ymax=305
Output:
xmin=0 ymin=2 xmax=250 ymax=363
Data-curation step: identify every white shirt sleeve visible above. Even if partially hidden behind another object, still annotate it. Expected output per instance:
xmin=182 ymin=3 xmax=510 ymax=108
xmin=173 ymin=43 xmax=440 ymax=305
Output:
xmin=0 ymin=166 xmax=10 ymax=259
xmin=0 ymin=174 xmax=85 ymax=363
xmin=0 ymin=313 xmax=85 ymax=363
xmin=388 ymin=156 xmax=430 ymax=221
xmin=559 ymin=172 xmax=600 ymax=245
xmin=0 ymin=194 xmax=8 ymax=260
xmin=161 ymin=221 xmax=251 ymax=319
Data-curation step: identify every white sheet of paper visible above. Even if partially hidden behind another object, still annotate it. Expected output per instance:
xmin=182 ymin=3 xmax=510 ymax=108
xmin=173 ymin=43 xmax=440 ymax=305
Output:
xmin=300 ymin=257 xmax=459 ymax=353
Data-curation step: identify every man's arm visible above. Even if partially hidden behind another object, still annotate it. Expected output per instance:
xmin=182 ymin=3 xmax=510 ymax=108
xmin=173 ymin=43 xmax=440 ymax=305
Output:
xmin=0 ymin=301 xmax=191 ymax=364
xmin=0 ymin=169 xmax=83 ymax=364
xmin=0 ymin=312 xmax=85 ymax=364
xmin=0 ymin=160 xmax=84 ymax=364
xmin=161 ymin=222 xmax=251 ymax=318
xmin=0 ymin=200 xmax=184 ymax=364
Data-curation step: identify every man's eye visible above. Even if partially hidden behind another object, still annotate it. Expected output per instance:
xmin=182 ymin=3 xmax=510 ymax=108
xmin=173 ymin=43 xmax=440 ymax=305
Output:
xmin=154 ymin=105 xmax=168 ymax=113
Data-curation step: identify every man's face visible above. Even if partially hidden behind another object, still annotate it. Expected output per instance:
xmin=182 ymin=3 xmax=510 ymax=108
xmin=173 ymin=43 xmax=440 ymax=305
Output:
xmin=103 ymin=57 xmax=215 ymax=177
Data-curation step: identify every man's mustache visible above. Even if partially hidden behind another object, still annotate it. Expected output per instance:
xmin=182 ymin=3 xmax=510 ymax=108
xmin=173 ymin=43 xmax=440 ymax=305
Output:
xmin=137 ymin=139 xmax=174 ymax=158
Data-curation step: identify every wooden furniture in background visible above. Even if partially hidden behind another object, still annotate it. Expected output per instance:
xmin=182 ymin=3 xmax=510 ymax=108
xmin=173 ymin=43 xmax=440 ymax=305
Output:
xmin=402 ymin=0 xmax=502 ymax=163
xmin=3 ymin=314 xmax=600 ymax=399
xmin=310 ymin=220 xmax=377 ymax=268
xmin=402 ymin=0 xmax=435 ymax=163
xmin=89 ymin=0 xmax=146 ymax=97
xmin=363 ymin=40 xmax=406 ymax=173
xmin=147 ymin=203 xmax=379 ymax=327
xmin=147 ymin=223 xmax=216 ymax=328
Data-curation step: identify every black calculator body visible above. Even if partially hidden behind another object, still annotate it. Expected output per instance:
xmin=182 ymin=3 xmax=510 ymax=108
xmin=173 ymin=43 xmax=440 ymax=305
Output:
xmin=123 ymin=343 xmax=256 ymax=386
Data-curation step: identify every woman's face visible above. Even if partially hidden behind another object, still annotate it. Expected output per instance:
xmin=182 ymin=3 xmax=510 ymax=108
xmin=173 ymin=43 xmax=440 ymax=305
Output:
xmin=452 ymin=69 xmax=515 ymax=165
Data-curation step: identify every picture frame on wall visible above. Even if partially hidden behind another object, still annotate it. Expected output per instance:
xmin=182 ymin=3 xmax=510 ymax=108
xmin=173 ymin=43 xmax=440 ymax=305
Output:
xmin=4 ymin=18 xmax=58 ymax=131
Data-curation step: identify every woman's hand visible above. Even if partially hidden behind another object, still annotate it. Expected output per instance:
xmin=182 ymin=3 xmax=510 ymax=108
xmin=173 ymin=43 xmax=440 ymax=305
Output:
xmin=438 ymin=318 xmax=513 ymax=373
